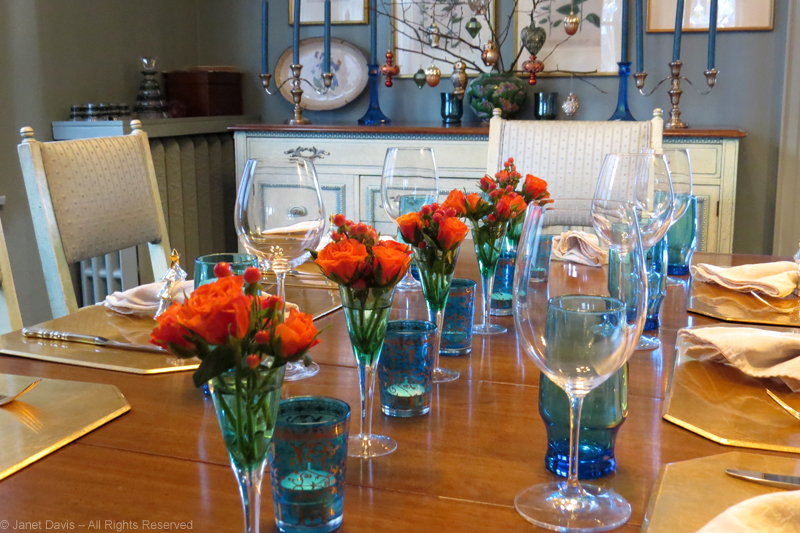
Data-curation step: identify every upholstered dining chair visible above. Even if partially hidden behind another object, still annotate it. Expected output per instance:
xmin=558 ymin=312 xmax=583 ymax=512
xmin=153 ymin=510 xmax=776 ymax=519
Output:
xmin=0 ymin=213 xmax=22 ymax=333
xmin=486 ymin=108 xmax=665 ymax=198
xmin=17 ymin=120 xmax=171 ymax=319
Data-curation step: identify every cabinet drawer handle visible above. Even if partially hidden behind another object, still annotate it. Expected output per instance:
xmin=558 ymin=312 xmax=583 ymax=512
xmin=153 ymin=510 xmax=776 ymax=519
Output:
xmin=285 ymin=146 xmax=330 ymax=160
xmin=289 ymin=206 xmax=308 ymax=217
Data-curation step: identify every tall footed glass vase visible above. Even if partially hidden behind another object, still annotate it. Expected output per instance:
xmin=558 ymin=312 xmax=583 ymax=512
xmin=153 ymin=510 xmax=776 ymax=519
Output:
xmin=209 ymin=364 xmax=286 ymax=533
xmin=491 ymin=213 xmax=525 ymax=316
xmin=471 ymin=218 xmax=508 ymax=335
xmin=340 ymin=285 xmax=397 ymax=458
xmin=413 ymin=245 xmax=460 ymax=383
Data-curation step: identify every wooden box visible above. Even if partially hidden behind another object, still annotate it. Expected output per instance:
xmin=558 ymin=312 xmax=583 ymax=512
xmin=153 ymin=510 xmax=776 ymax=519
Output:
xmin=162 ymin=69 xmax=243 ymax=117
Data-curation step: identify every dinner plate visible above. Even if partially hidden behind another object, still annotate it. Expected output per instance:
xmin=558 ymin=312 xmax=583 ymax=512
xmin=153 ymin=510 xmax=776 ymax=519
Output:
xmin=275 ymin=37 xmax=368 ymax=111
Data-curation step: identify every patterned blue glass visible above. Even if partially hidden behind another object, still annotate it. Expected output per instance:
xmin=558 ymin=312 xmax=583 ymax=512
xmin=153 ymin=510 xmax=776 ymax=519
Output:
xmin=440 ymin=279 xmax=477 ymax=355
xmin=377 ymin=320 xmax=437 ymax=417
xmin=194 ymin=253 xmax=258 ymax=289
xmin=644 ymin=236 xmax=668 ymax=331
xmin=270 ymin=397 xmax=351 ymax=533
xmin=667 ymin=196 xmax=697 ymax=276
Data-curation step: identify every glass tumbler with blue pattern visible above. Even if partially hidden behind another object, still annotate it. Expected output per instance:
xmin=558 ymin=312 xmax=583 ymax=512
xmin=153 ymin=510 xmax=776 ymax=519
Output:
xmin=378 ymin=320 xmax=437 ymax=417
xmin=270 ymin=396 xmax=351 ymax=533
xmin=667 ymin=196 xmax=697 ymax=276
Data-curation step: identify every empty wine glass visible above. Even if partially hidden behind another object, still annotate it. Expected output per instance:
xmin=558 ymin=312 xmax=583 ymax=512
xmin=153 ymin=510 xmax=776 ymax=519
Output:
xmin=512 ymin=198 xmax=647 ymax=532
xmin=663 ymin=149 xmax=693 ymax=223
xmin=381 ymin=148 xmax=439 ymax=291
xmin=235 ymin=158 xmax=326 ymax=381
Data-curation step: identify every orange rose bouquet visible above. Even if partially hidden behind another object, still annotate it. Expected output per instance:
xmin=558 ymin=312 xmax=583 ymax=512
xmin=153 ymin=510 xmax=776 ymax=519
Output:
xmin=150 ymin=263 xmax=321 ymax=473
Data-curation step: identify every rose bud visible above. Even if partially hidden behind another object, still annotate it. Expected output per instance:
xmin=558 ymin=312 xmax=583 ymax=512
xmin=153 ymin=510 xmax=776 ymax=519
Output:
xmin=243 ymin=266 xmax=261 ymax=285
xmin=431 ymin=203 xmax=440 ymax=211
xmin=444 ymin=207 xmax=456 ymax=218
xmin=213 ymin=262 xmax=233 ymax=278
xmin=246 ymin=354 xmax=261 ymax=369
xmin=488 ymin=214 xmax=497 ymax=222
xmin=421 ymin=205 xmax=432 ymax=215
xmin=254 ymin=330 xmax=271 ymax=344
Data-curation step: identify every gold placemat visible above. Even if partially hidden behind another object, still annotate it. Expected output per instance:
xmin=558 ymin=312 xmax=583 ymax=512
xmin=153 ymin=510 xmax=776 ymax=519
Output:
xmin=0 ymin=374 xmax=130 ymax=480
xmin=643 ymin=452 xmax=800 ymax=532
xmin=688 ymin=279 xmax=800 ymax=327
xmin=664 ymin=324 xmax=800 ymax=453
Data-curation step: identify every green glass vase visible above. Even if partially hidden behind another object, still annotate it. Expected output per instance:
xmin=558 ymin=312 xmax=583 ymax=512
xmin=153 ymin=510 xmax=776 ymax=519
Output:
xmin=413 ymin=244 xmax=460 ymax=383
xmin=471 ymin=218 xmax=508 ymax=335
xmin=466 ymin=72 xmax=528 ymax=121
xmin=339 ymin=284 xmax=397 ymax=458
xmin=209 ymin=363 xmax=286 ymax=533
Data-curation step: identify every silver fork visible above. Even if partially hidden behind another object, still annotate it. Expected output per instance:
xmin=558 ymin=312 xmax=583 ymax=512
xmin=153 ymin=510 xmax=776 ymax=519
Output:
xmin=766 ymin=389 xmax=800 ymax=421
xmin=0 ymin=379 xmax=42 ymax=407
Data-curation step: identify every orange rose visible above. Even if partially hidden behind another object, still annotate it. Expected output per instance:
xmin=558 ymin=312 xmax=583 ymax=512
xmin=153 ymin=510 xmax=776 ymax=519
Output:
xmin=276 ymin=309 xmax=320 ymax=358
xmin=496 ymin=194 xmax=527 ymax=220
xmin=465 ymin=193 xmax=484 ymax=213
xmin=396 ymin=212 xmax=423 ymax=244
xmin=523 ymin=174 xmax=548 ymax=200
xmin=441 ymin=189 xmax=466 ymax=216
xmin=177 ymin=276 xmax=252 ymax=345
xmin=314 ymin=238 xmax=369 ymax=283
xmin=372 ymin=240 xmax=412 ymax=285
xmin=150 ymin=302 xmax=194 ymax=350
xmin=437 ymin=217 xmax=469 ymax=250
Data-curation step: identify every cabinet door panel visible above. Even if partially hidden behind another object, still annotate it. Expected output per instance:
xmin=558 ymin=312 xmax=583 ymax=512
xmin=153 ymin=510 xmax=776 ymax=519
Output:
xmin=693 ymin=184 xmax=720 ymax=253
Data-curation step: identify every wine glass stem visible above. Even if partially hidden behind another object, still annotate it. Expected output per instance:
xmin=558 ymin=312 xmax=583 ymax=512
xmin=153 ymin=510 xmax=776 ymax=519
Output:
xmin=480 ymin=271 xmax=494 ymax=328
xmin=433 ymin=308 xmax=444 ymax=370
xmin=358 ymin=362 xmax=376 ymax=438
xmin=275 ymin=270 xmax=287 ymax=320
xmin=566 ymin=392 xmax=588 ymax=495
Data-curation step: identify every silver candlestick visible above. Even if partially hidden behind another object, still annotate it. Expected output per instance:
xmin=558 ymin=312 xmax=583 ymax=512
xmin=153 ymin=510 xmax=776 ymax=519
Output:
xmin=260 ymin=66 xmax=332 ymax=125
xmin=634 ymin=62 xmax=719 ymax=130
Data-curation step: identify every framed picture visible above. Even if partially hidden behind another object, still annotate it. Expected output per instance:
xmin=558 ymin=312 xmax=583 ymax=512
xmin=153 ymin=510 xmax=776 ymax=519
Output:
xmin=289 ymin=0 xmax=369 ymax=25
xmin=514 ymin=0 xmax=623 ymax=76
xmin=647 ymin=0 xmax=774 ymax=32
xmin=391 ymin=0 xmax=497 ymax=77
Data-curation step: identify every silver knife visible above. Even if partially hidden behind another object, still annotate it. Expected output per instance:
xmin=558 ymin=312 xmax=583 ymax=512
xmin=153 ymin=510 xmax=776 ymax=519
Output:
xmin=725 ymin=469 xmax=800 ymax=490
xmin=21 ymin=327 xmax=169 ymax=355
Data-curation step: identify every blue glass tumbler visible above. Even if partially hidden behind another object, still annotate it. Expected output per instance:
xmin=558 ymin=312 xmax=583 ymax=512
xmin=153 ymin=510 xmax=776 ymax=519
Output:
xmin=491 ymin=234 xmax=552 ymax=315
xmin=644 ymin=236 xmax=668 ymax=331
xmin=667 ymin=196 xmax=698 ymax=276
xmin=539 ymin=365 xmax=628 ymax=479
xmin=194 ymin=253 xmax=258 ymax=289
xmin=270 ymin=396 xmax=351 ymax=533
xmin=440 ymin=279 xmax=477 ymax=355
xmin=378 ymin=320 xmax=437 ymax=417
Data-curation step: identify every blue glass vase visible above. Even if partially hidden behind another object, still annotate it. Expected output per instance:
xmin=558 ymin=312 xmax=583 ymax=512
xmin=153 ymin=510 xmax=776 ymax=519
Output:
xmin=667 ymin=196 xmax=698 ymax=276
xmin=539 ymin=365 xmax=628 ymax=479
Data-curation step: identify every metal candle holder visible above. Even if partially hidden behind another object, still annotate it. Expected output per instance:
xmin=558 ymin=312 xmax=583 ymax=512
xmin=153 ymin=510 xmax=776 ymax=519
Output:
xmin=260 ymin=68 xmax=332 ymax=125
xmin=634 ymin=63 xmax=718 ymax=129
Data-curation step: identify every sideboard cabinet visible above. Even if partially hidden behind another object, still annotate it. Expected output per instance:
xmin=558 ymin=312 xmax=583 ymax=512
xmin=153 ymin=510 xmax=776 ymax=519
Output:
xmin=232 ymin=125 xmax=743 ymax=253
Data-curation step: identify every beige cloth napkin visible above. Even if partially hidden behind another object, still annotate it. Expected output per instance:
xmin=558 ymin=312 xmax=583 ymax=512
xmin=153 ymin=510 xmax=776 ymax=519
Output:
xmin=679 ymin=326 xmax=800 ymax=392
xmin=696 ymin=490 xmax=800 ymax=532
xmin=551 ymin=231 xmax=608 ymax=267
xmin=104 ymin=280 xmax=194 ymax=316
xmin=691 ymin=262 xmax=800 ymax=298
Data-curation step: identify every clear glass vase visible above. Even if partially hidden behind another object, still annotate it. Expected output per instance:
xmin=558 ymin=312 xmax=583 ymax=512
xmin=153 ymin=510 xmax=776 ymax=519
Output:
xmin=412 ymin=244 xmax=460 ymax=383
xmin=339 ymin=284 xmax=397 ymax=458
xmin=471 ymin=218 xmax=508 ymax=335
xmin=209 ymin=364 xmax=286 ymax=533
xmin=491 ymin=213 xmax=525 ymax=317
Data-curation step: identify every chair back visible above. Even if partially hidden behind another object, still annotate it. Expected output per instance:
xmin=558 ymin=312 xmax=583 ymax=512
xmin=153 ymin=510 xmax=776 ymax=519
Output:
xmin=0 ymin=214 xmax=22 ymax=333
xmin=486 ymin=109 xmax=664 ymax=198
xmin=17 ymin=120 xmax=170 ymax=318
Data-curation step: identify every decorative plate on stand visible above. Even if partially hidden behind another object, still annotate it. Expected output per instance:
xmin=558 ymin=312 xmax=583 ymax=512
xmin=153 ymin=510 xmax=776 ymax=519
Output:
xmin=276 ymin=37 xmax=368 ymax=111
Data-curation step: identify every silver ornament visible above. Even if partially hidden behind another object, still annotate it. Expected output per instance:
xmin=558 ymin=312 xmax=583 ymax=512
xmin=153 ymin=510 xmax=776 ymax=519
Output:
xmin=562 ymin=92 xmax=579 ymax=116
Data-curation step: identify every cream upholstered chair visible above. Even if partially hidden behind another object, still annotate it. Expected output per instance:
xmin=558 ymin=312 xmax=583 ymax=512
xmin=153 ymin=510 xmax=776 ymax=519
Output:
xmin=486 ymin=108 xmax=664 ymax=197
xmin=0 ymin=213 xmax=22 ymax=333
xmin=17 ymin=120 xmax=170 ymax=319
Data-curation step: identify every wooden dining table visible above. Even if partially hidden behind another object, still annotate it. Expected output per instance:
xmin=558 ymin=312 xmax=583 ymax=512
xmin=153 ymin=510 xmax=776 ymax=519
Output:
xmin=0 ymin=249 xmax=794 ymax=532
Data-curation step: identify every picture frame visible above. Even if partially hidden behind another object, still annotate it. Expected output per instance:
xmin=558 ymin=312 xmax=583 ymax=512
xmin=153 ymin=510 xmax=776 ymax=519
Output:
xmin=289 ymin=0 xmax=369 ymax=25
xmin=647 ymin=0 xmax=774 ymax=32
xmin=391 ymin=0 xmax=498 ymax=77
xmin=514 ymin=0 xmax=623 ymax=77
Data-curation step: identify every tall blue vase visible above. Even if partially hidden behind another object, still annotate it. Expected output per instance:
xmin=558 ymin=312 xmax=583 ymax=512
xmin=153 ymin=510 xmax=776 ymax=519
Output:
xmin=358 ymin=65 xmax=390 ymax=125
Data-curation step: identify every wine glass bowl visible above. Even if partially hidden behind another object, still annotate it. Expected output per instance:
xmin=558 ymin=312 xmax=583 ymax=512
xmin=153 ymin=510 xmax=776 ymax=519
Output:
xmin=663 ymin=149 xmax=693 ymax=223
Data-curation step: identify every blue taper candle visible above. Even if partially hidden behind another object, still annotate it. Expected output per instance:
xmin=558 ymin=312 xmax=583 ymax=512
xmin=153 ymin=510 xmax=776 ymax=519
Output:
xmin=262 ymin=0 xmax=269 ymax=73
xmin=708 ymin=0 xmax=718 ymax=69
xmin=293 ymin=0 xmax=301 ymax=65
xmin=370 ymin=0 xmax=377 ymax=64
xmin=672 ymin=0 xmax=684 ymax=62
xmin=635 ymin=0 xmax=644 ymax=72
xmin=620 ymin=0 xmax=629 ymax=63
xmin=324 ymin=0 xmax=331 ymax=72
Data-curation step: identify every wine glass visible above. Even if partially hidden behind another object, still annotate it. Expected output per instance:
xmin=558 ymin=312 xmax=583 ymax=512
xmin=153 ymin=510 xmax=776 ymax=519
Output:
xmin=512 ymin=198 xmax=647 ymax=532
xmin=381 ymin=148 xmax=439 ymax=291
xmin=594 ymin=153 xmax=674 ymax=351
xmin=235 ymin=158 xmax=326 ymax=381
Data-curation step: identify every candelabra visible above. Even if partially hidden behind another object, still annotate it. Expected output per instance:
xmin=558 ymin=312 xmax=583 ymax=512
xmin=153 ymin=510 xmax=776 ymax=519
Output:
xmin=634 ymin=63 xmax=719 ymax=129
xmin=260 ymin=68 xmax=332 ymax=125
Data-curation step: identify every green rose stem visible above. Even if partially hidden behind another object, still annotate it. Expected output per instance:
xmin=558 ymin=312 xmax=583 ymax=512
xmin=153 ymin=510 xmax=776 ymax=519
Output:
xmin=471 ymin=218 xmax=509 ymax=335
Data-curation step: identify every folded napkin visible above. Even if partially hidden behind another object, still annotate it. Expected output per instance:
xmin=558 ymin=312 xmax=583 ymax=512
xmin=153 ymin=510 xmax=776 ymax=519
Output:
xmin=551 ymin=231 xmax=608 ymax=267
xmin=104 ymin=280 xmax=194 ymax=316
xmin=697 ymin=490 xmax=800 ymax=533
xmin=691 ymin=262 xmax=800 ymax=298
xmin=679 ymin=326 xmax=800 ymax=392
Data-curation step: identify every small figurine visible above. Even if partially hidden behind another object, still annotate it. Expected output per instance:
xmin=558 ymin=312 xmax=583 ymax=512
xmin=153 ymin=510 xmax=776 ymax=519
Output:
xmin=155 ymin=249 xmax=187 ymax=318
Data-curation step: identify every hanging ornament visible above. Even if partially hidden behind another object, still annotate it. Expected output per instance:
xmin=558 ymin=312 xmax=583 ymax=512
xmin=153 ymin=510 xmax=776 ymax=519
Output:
xmin=564 ymin=13 xmax=580 ymax=35
xmin=427 ymin=21 xmax=441 ymax=48
xmin=562 ymin=92 xmax=580 ymax=116
xmin=380 ymin=51 xmax=400 ymax=87
xmin=481 ymin=41 xmax=499 ymax=68
xmin=450 ymin=61 xmax=468 ymax=98
xmin=520 ymin=24 xmax=547 ymax=56
xmin=466 ymin=17 xmax=482 ymax=39
xmin=467 ymin=0 xmax=489 ymax=16
xmin=522 ymin=55 xmax=545 ymax=85
xmin=413 ymin=68 xmax=427 ymax=89
xmin=425 ymin=64 xmax=441 ymax=87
